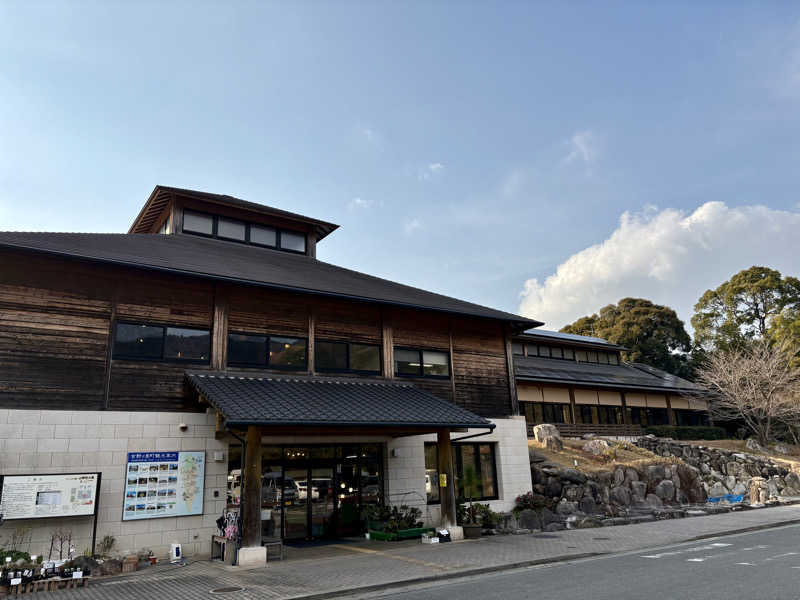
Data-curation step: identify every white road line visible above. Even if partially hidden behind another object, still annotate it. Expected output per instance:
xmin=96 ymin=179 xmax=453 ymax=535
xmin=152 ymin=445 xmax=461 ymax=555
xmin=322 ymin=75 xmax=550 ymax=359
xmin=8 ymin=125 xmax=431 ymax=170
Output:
xmin=735 ymin=562 xmax=755 ymax=566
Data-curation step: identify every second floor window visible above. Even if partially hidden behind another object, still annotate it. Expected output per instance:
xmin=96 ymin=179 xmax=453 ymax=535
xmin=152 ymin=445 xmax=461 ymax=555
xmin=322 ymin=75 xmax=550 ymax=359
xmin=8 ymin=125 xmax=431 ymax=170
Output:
xmin=393 ymin=348 xmax=450 ymax=378
xmin=113 ymin=322 xmax=210 ymax=363
xmin=227 ymin=332 xmax=307 ymax=370
xmin=315 ymin=340 xmax=381 ymax=374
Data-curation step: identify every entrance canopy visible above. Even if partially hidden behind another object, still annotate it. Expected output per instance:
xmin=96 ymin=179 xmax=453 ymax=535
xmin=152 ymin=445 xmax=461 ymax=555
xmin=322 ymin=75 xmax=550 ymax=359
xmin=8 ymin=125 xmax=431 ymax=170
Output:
xmin=185 ymin=371 xmax=494 ymax=433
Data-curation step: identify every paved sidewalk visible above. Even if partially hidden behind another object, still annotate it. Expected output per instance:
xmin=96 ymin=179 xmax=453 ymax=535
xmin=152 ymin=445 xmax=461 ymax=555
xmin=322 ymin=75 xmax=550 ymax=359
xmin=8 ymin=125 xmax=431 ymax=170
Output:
xmin=58 ymin=505 xmax=800 ymax=600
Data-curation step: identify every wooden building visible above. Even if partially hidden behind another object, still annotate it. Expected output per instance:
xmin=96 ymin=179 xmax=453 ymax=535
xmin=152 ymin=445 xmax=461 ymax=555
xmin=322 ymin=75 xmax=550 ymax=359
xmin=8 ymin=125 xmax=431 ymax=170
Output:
xmin=0 ymin=186 xmax=536 ymax=563
xmin=513 ymin=329 xmax=707 ymax=438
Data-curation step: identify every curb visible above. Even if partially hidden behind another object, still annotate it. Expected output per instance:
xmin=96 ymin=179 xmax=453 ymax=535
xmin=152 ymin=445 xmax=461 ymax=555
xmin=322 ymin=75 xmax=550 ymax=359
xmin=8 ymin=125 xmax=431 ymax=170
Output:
xmin=282 ymin=552 xmax=603 ymax=600
xmin=284 ymin=517 xmax=800 ymax=600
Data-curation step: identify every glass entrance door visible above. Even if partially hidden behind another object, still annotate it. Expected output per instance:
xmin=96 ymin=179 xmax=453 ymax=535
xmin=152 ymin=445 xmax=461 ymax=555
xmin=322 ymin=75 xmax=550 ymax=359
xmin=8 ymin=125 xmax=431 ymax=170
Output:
xmin=310 ymin=467 xmax=335 ymax=538
xmin=283 ymin=467 xmax=307 ymax=540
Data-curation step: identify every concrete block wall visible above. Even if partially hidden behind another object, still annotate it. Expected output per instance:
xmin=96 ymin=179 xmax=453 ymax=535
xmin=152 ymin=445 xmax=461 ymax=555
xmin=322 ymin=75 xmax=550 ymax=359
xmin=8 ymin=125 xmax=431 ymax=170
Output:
xmin=386 ymin=417 xmax=533 ymax=527
xmin=0 ymin=408 xmax=227 ymax=560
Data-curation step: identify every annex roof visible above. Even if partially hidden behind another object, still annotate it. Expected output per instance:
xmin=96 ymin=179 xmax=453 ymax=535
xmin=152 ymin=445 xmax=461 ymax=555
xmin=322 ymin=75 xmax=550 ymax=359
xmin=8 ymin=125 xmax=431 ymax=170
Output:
xmin=0 ymin=231 xmax=539 ymax=329
xmin=185 ymin=372 xmax=494 ymax=430
xmin=515 ymin=329 xmax=628 ymax=351
xmin=514 ymin=355 xmax=701 ymax=394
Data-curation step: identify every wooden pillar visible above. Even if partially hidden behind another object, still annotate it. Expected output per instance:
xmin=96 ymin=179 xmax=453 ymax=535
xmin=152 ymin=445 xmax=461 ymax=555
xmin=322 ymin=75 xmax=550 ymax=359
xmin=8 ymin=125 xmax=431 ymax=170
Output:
xmin=666 ymin=395 xmax=676 ymax=426
xmin=381 ymin=309 xmax=394 ymax=379
xmin=620 ymin=391 xmax=630 ymax=425
xmin=503 ymin=326 xmax=519 ymax=416
xmin=241 ymin=426 xmax=262 ymax=547
xmin=568 ymin=387 xmax=577 ymax=423
xmin=437 ymin=428 xmax=457 ymax=528
xmin=211 ymin=284 xmax=229 ymax=371
xmin=307 ymin=306 xmax=316 ymax=375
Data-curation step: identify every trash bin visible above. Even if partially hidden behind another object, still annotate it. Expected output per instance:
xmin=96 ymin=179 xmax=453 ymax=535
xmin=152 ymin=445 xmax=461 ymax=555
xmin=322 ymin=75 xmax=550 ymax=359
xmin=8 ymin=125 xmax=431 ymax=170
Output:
xmin=437 ymin=529 xmax=451 ymax=543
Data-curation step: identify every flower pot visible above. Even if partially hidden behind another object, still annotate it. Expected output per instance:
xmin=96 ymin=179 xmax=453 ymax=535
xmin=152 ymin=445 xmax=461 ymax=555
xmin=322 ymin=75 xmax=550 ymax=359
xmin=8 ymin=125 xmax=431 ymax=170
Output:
xmin=463 ymin=524 xmax=482 ymax=539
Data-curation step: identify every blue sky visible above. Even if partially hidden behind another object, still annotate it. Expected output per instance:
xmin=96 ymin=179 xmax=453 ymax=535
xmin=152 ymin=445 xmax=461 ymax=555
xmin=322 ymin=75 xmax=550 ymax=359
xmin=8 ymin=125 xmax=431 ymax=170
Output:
xmin=2 ymin=1 xmax=800 ymax=330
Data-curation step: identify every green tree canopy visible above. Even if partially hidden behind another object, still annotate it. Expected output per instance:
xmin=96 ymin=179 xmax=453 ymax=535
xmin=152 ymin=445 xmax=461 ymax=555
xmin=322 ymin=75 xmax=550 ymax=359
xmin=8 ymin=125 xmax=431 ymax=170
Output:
xmin=691 ymin=266 xmax=800 ymax=351
xmin=560 ymin=298 xmax=692 ymax=377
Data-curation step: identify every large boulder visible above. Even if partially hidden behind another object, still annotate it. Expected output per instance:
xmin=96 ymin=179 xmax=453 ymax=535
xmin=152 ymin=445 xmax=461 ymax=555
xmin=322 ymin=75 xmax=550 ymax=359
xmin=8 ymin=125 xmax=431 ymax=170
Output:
xmin=730 ymin=482 xmax=748 ymax=496
xmin=555 ymin=500 xmax=579 ymax=515
xmin=645 ymin=493 xmax=663 ymax=509
xmin=646 ymin=464 xmax=667 ymax=483
xmin=708 ymin=482 xmax=727 ymax=498
xmin=784 ymin=472 xmax=800 ymax=489
xmin=583 ymin=439 xmax=610 ymax=456
xmin=609 ymin=486 xmax=631 ymax=507
xmin=624 ymin=468 xmax=640 ymax=485
xmin=655 ymin=480 xmax=676 ymax=502
xmin=579 ymin=496 xmax=598 ymax=515
xmin=773 ymin=444 xmax=790 ymax=455
xmin=723 ymin=475 xmax=736 ymax=491
xmin=563 ymin=484 xmax=584 ymax=502
xmin=518 ymin=509 xmax=541 ymax=531
xmin=745 ymin=438 xmax=764 ymax=452
xmin=560 ymin=468 xmax=587 ymax=485
xmin=533 ymin=424 xmax=563 ymax=451
xmin=545 ymin=477 xmax=563 ymax=498
xmin=631 ymin=481 xmax=647 ymax=501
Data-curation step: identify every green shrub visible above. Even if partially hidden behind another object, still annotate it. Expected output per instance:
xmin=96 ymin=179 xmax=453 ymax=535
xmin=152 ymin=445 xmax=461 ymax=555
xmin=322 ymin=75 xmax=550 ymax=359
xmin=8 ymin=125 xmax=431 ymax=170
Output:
xmin=0 ymin=549 xmax=32 ymax=563
xmin=645 ymin=425 xmax=727 ymax=440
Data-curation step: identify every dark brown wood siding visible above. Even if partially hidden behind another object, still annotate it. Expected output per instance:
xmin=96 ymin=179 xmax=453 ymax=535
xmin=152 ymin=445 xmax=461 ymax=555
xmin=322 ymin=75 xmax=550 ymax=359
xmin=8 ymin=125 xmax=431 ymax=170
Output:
xmin=0 ymin=249 xmax=514 ymax=417
xmin=451 ymin=317 xmax=513 ymax=417
xmin=0 ymin=252 xmax=111 ymax=409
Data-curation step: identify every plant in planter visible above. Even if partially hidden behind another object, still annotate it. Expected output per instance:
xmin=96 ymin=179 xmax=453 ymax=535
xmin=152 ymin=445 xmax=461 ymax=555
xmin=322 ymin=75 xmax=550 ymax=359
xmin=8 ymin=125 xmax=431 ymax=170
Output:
xmin=461 ymin=466 xmax=482 ymax=539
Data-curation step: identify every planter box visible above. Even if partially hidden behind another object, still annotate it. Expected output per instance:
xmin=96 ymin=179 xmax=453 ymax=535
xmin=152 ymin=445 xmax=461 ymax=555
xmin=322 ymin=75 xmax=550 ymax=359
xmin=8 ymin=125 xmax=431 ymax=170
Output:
xmin=368 ymin=527 xmax=433 ymax=541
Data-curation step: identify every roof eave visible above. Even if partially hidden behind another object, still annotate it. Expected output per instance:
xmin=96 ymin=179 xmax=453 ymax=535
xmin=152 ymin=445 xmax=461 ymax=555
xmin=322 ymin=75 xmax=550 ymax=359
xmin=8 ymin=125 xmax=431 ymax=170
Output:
xmin=0 ymin=240 xmax=538 ymax=327
xmin=514 ymin=374 xmax=701 ymax=395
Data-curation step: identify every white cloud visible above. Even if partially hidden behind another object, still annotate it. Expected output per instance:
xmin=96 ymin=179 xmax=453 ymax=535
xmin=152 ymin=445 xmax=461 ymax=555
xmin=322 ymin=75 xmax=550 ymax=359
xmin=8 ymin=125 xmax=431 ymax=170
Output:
xmin=518 ymin=202 xmax=800 ymax=331
xmin=417 ymin=162 xmax=445 ymax=181
xmin=347 ymin=197 xmax=374 ymax=210
xmin=404 ymin=217 xmax=422 ymax=235
xmin=563 ymin=130 xmax=598 ymax=165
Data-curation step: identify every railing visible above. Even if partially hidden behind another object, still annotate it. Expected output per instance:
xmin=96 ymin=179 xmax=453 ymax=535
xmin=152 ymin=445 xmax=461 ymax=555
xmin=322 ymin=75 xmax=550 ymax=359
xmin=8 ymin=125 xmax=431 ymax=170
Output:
xmin=527 ymin=422 xmax=643 ymax=438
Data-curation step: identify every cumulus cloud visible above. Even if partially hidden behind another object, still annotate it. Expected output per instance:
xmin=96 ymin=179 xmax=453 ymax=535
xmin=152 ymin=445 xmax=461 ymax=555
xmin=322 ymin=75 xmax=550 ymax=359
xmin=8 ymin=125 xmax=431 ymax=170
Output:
xmin=562 ymin=130 xmax=598 ymax=164
xmin=347 ymin=197 xmax=374 ymax=210
xmin=418 ymin=162 xmax=445 ymax=181
xmin=518 ymin=202 xmax=800 ymax=330
xmin=404 ymin=217 xmax=422 ymax=235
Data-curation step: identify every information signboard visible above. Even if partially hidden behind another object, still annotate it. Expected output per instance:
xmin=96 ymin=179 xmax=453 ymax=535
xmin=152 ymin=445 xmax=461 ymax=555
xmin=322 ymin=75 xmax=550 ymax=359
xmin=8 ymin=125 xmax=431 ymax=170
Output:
xmin=0 ymin=473 xmax=100 ymax=520
xmin=122 ymin=451 xmax=205 ymax=520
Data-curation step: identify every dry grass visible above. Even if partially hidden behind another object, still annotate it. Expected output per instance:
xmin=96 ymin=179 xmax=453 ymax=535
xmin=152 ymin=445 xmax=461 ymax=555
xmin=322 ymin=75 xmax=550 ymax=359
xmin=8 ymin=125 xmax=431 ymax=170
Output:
xmin=682 ymin=439 xmax=800 ymax=471
xmin=529 ymin=438 xmax=681 ymax=475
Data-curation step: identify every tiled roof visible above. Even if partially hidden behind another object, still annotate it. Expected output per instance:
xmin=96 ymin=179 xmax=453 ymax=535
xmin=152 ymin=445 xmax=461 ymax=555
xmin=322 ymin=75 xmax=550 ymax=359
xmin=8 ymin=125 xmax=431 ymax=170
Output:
xmin=0 ymin=231 xmax=539 ymax=328
xmin=514 ymin=355 xmax=701 ymax=393
xmin=185 ymin=372 xmax=494 ymax=429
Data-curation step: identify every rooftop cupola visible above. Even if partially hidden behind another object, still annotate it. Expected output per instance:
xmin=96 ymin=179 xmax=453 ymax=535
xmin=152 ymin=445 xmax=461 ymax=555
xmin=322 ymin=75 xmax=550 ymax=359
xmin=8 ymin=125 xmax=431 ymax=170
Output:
xmin=128 ymin=185 xmax=339 ymax=258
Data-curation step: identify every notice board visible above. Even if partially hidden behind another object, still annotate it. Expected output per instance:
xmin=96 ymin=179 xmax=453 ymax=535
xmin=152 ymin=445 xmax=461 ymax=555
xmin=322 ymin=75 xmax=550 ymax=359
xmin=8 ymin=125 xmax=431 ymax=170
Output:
xmin=122 ymin=451 xmax=205 ymax=520
xmin=0 ymin=473 xmax=100 ymax=520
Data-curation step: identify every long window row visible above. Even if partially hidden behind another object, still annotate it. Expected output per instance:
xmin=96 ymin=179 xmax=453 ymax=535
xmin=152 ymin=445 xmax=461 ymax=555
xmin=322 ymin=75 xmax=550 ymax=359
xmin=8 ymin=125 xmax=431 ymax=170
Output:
xmin=424 ymin=442 xmax=498 ymax=504
xmin=113 ymin=322 xmax=450 ymax=378
xmin=513 ymin=342 xmax=619 ymax=365
xmin=523 ymin=403 xmax=675 ymax=427
xmin=183 ymin=209 xmax=307 ymax=254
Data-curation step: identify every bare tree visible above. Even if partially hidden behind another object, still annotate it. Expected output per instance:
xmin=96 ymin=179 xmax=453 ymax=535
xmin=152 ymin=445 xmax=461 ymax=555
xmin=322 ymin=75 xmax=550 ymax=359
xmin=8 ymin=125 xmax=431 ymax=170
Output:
xmin=694 ymin=340 xmax=800 ymax=446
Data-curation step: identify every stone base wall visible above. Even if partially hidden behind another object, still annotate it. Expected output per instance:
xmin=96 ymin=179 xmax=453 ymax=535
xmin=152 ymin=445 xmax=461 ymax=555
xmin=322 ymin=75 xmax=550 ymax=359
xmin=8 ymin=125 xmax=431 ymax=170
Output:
xmin=0 ymin=409 xmax=227 ymax=560
xmin=386 ymin=417 xmax=532 ymax=526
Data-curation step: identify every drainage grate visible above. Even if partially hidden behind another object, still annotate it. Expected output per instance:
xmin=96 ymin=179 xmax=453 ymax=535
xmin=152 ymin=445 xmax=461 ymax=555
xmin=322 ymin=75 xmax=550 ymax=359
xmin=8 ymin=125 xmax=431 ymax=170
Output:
xmin=210 ymin=587 xmax=245 ymax=594
xmin=592 ymin=537 xmax=611 ymax=540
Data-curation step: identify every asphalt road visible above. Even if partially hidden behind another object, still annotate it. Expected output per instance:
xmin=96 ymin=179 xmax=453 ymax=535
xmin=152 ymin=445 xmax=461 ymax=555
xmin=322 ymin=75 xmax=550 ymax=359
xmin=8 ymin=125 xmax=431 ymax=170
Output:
xmin=350 ymin=524 xmax=800 ymax=600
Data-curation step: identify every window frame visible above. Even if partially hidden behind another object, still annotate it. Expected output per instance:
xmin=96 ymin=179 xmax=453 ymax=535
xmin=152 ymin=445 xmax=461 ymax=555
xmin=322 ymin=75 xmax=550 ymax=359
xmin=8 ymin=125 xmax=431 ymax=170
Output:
xmin=112 ymin=320 xmax=211 ymax=365
xmin=393 ymin=346 xmax=451 ymax=379
xmin=181 ymin=210 xmax=308 ymax=255
xmin=424 ymin=442 xmax=499 ymax=504
xmin=315 ymin=339 xmax=382 ymax=375
xmin=226 ymin=331 xmax=308 ymax=371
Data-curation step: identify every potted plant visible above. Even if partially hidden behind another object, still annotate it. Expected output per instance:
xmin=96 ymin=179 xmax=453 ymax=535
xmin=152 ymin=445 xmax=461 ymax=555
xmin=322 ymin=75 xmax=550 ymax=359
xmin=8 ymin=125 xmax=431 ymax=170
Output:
xmin=461 ymin=466 xmax=483 ymax=539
